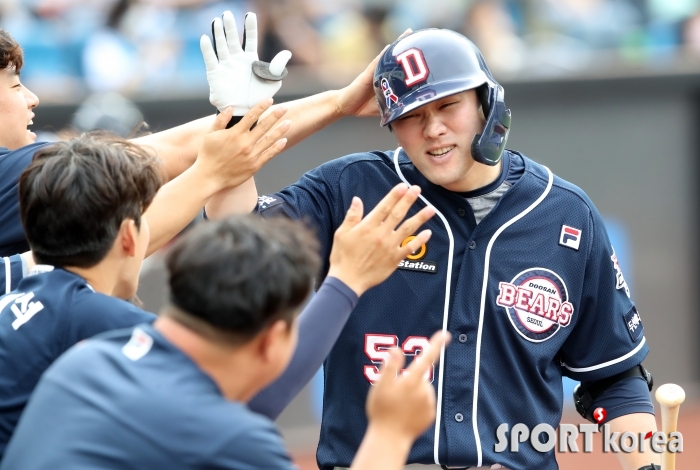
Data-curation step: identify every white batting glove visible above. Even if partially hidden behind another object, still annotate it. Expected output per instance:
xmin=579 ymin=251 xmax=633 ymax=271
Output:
xmin=200 ymin=11 xmax=292 ymax=116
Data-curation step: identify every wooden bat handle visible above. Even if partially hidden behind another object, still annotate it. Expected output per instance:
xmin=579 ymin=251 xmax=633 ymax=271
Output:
xmin=655 ymin=384 xmax=685 ymax=470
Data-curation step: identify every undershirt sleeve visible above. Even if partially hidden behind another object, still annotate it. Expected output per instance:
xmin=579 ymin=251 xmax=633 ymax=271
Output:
xmin=248 ymin=277 xmax=358 ymax=420
xmin=589 ymin=376 xmax=654 ymax=426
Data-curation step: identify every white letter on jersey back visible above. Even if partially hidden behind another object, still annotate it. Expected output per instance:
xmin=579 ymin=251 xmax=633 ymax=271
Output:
xmin=9 ymin=292 xmax=44 ymax=330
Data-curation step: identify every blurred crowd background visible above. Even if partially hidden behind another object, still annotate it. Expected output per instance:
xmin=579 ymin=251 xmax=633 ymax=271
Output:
xmin=4 ymin=0 xmax=700 ymax=103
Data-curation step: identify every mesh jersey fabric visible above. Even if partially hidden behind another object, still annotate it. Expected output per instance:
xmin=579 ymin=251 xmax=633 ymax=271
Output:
xmin=255 ymin=149 xmax=647 ymax=469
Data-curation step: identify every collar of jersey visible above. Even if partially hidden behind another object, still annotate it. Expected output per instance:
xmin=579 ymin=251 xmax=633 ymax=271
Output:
xmin=454 ymin=150 xmax=511 ymax=199
xmin=395 ymin=148 xmax=521 ymax=199
xmin=30 ymin=264 xmax=55 ymax=276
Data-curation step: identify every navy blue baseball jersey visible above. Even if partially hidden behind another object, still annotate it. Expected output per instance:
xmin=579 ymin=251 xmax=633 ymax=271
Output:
xmin=1 ymin=323 xmax=295 ymax=470
xmin=2 ymin=254 xmax=26 ymax=295
xmin=256 ymin=149 xmax=648 ymax=469
xmin=0 ymin=143 xmax=50 ymax=257
xmin=0 ymin=266 xmax=156 ymax=457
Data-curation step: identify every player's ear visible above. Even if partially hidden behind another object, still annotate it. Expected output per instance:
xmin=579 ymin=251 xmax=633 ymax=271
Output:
xmin=117 ymin=219 xmax=139 ymax=257
xmin=257 ymin=318 xmax=295 ymax=364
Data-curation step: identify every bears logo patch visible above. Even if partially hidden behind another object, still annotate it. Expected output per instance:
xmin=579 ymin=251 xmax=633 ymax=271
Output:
xmin=497 ymin=268 xmax=573 ymax=342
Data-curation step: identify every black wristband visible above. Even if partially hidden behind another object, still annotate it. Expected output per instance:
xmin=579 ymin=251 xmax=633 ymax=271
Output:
xmin=215 ymin=111 xmax=258 ymax=130
xmin=637 ymin=465 xmax=661 ymax=470
xmin=226 ymin=114 xmax=244 ymax=129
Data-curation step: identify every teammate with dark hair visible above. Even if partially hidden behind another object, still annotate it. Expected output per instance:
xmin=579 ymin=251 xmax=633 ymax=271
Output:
xmin=2 ymin=215 xmax=449 ymax=470
xmin=207 ymin=29 xmax=660 ymax=470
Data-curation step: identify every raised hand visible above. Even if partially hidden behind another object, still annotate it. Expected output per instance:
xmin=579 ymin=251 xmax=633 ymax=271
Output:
xmin=336 ymin=29 xmax=412 ymax=118
xmin=327 ymin=183 xmax=435 ymax=296
xmin=366 ymin=331 xmax=450 ymax=439
xmin=350 ymin=331 xmax=450 ymax=470
xmin=195 ymin=100 xmax=290 ymax=190
xmin=200 ymin=11 xmax=292 ymax=116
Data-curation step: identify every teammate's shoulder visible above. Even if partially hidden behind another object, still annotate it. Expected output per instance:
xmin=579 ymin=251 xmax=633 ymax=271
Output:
xmin=311 ymin=150 xmax=397 ymax=178
xmin=517 ymin=152 xmax=597 ymax=212
xmin=0 ymin=142 xmax=52 ymax=170
xmin=75 ymin=292 xmax=155 ymax=321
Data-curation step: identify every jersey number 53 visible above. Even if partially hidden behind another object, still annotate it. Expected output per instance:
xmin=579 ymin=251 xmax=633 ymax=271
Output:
xmin=363 ymin=334 xmax=434 ymax=384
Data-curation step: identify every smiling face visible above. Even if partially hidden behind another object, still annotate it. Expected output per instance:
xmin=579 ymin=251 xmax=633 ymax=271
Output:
xmin=391 ymin=89 xmax=493 ymax=192
xmin=0 ymin=67 xmax=39 ymax=150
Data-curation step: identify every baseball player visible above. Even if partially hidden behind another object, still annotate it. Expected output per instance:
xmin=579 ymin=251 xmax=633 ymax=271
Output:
xmin=207 ymin=29 xmax=660 ymax=470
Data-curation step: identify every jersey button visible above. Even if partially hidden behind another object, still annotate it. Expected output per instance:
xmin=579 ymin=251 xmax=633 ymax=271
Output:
xmin=455 ymin=413 xmax=464 ymax=422
xmin=458 ymin=333 xmax=468 ymax=343
xmin=469 ymin=241 xmax=476 ymax=250
xmin=457 ymin=208 xmax=466 ymax=217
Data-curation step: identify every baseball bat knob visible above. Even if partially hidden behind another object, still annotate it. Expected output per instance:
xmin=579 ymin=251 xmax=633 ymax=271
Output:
xmin=655 ymin=384 xmax=686 ymax=408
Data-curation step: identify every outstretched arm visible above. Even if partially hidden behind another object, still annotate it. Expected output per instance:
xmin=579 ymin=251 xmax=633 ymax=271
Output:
xmin=144 ymin=102 xmax=290 ymax=258
xmin=131 ymin=115 xmax=216 ymax=182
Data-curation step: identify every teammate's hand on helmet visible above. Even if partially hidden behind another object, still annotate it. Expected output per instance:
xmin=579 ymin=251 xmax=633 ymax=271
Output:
xmin=194 ymin=100 xmax=290 ymax=189
xmin=366 ymin=331 xmax=450 ymax=440
xmin=336 ymin=29 xmax=412 ymax=118
xmin=200 ymin=11 xmax=292 ymax=115
xmin=327 ymin=183 xmax=435 ymax=296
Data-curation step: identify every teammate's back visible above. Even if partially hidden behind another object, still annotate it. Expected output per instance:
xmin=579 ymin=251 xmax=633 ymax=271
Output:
xmin=0 ymin=268 xmax=155 ymax=456
xmin=1 ymin=324 xmax=286 ymax=470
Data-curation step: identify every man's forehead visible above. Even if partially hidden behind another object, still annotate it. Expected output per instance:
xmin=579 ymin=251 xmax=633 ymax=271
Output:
xmin=0 ymin=66 xmax=19 ymax=79
xmin=412 ymin=89 xmax=477 ymax=111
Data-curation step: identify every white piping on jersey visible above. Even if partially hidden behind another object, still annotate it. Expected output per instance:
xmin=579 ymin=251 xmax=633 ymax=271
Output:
xmin=4 ymin=257 xmax=10 ymax=294
xmin=563 ymin=336 xmax=646 ymax=373
xmin=392 ymin=148 xmax=455 ymax=466
xmin=472 ymin=166 xmax=553 ymax=466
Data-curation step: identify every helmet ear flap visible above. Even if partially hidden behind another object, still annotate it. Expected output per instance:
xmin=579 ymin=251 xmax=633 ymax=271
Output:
xmin=471 ymin=84 xmax=511 ymax=166
xmin=475 ymin=84 xmax=491 ymax=117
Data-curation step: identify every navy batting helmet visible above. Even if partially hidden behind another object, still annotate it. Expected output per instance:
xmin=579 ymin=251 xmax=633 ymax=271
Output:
xmin=373 ymin=29 xmax=511 ymax=166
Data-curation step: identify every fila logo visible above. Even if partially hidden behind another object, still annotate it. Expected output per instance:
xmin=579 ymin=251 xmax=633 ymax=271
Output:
xmin=559 ymin=225 xmax=582 ymax=251
xmin=396 ymin=48 xmax=429 ymax=87
xmin=122 ymin=327 xmax=154 ymax=361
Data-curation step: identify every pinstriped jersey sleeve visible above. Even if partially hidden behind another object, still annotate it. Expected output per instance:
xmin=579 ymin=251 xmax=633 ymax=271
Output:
xmin=254 ymin=161 xmax=347 ymax=281
xmin=559 ymin=203 xmax=648 ymax=382
xmin=2 ymin=255 xmax=26 ymax=295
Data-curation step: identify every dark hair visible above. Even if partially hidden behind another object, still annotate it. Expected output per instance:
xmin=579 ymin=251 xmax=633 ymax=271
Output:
xmin=0 ymin=29 xmax=23 ymax=72
xmin=19 ymin=132 xmax=163 ymax=268
xmin=166 ymin=216 xmax=321 ymax=342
